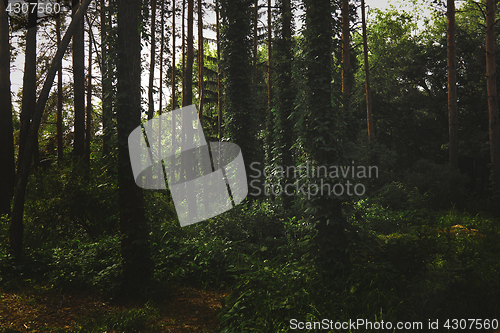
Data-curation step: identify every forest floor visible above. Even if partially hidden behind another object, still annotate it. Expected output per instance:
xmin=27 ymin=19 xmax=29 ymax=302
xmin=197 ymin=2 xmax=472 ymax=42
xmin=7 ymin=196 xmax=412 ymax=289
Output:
xmin=0 ymin=283 xmax=228 ymax=332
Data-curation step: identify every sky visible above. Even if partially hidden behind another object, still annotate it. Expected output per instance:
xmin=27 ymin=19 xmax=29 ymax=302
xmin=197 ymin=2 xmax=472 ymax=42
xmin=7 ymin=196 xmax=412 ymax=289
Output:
xmin=9 ymin=0 xmax=428 ymax=114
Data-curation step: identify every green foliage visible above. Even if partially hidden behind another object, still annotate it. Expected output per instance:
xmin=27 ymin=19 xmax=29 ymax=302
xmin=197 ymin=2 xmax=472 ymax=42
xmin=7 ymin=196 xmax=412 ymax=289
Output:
xmin=47 ymin=236 xmax=123 ymax=297
xmin=72 ymin=303 xmax=159 ymax=332
xmin=23 ymin=160 xmax=119 ymax=248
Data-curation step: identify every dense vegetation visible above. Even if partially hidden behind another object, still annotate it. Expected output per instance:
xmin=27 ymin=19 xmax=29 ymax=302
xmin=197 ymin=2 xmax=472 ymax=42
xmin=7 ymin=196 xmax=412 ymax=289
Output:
xmin=1 ymin=0 xmax=500 ymax=331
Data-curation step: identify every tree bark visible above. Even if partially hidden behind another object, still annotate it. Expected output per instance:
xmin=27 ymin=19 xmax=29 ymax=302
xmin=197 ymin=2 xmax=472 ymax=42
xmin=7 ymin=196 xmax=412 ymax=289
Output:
xmin=159 ymin=0 xmax=164 ymax=113
xmin=101 ymin=0 xmax=112 ymax=157
xmin=197 ymin=0 xmax=204 ymax=120
xmin=447 ymin=0 xmax=458 ymax=169
xmin=18 ymin=1 xmax=38 ymax=172
xmin=341 ymin=0 xmax=350 ymax=112
xmin=56 ymin=8 xmax=64 ymax=164
xmin=267 ymin=0 xmax=272 ymax=119
xmin=9 ymin=0 xmax=93 ymax=259
xmin=216 ymin=0 xmax=221 ymax=139
xmin=117 ymin=0 xmax=153 ymax=295
xmin=181 ymin=0 xmax=186 ymax=106
xmin=171 ymin=0 xmax=176 ymax=111
xmin=183 ymin=0 xmax=193 ymax=107
xmin=73 ymin=0 xmax=85 ymax=159
xmin=486 ymin=0 xmax=500 ymax=206
xmin=362 ymin=0 xmax=374 ymax=146
xmin=85 ymin=24 xmax=92 ymax=166
xmin=148 ymin=0 xmax=156 ymax=120
xmin=0 ymin=0 xmax=15 ymax=216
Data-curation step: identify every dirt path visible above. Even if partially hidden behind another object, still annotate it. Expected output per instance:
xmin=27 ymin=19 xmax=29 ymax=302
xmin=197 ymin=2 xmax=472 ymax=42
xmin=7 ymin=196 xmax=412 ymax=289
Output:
xmin=0 ymin=285 xmax=228 ymax=332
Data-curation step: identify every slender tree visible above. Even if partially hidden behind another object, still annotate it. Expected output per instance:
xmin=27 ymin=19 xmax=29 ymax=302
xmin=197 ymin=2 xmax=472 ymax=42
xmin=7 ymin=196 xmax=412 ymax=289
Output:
xmin=341 ymin=0 xmax=350 ymax=112
xmin=148 ymin=0 xmax=157 ymax=120
xmin=181 ymin=0 xmax=186 ymax=106
xmin=18 ymin=0 xmax=39 ymax=172
xmin=486 ymin=0 xmax=500 ymax=205
xmin=197 ymin=0 xmax=204 ymax=120
xmin=158 ymin=0 xmax=164 ymax=113
xmin=56 ymin=8 xmax=64 ymax=163
xmin=267 ymin=0 xmax=272 ymax=119
xmin=184 ymin=0 xmax=194 ymax=106
xmin=85 ymin=23 xmax=93 ymax=165
xmin=101 ymin=0 xmax=113 ymax=157
xmin=73 ymin=0 xmax=85 ymax=159
xmin=171 ymin=0 xmax=176 ymax=110
xmin=447 ymin=0 xmax=458 ymax=169
xmin=361 ymin=0 xmax=374 ymax=146
xmin=274 ymin=0 xmax=294 ymax=209
xmin=9 ymin=0 xmax=93 ymax=259
xmin=0 ymin=0 xmax=15 ymax=215
xmin=116 ymin=0 xmax=153 ymax=294
xmin=216 ymin=0 xmax=222 ymax=139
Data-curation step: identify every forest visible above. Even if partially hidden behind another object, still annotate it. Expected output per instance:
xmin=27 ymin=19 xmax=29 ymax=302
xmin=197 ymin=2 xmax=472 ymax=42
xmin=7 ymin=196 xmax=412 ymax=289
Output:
xmin=1 ymin=0 xmax=500 ymax=331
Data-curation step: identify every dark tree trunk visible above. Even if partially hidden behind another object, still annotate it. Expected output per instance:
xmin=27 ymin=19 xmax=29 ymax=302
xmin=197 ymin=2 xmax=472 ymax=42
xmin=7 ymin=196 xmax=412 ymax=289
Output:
xmin=267 ymin=0 xmax=272 ymax=119
xmin=148 ymin=0 xmax=156 ymax=120
xmin=171 ymin=0 xmax=176 ymax=111
xmin=0 ymin=0 xmax=15 ymax=216
xmin=18 ymin=1 xmax=38 ymax=173
xmin=9 ymin=0 xmax=92 ymax=260
xmin=361 ymin=0 xmax=374 ymax=146
xmin=181 ymin=0 xmax=185 ymax=106
xmin=85 ymin=26 xmax=92 ymax=166
xmin=73 ymin=0 xmax=85 ymax=159
xmin=56 ymin=8 xmax=64 ymax=164
xmin=159 ymin=0 xmax=164 ymax=113
xmin=216 ymin=0 xmax=222 ymax=139
xmin=276 ymin=0 xmax=293 ymax=209
xmin=101 ymin=0 xmax=113 ymax=157
xmin=117 ymin=0 xmax=153 ymax=295
xmin=447 ymin=0 xmax=458 ymax=169
xmin=197 ymin=0 xmax=204 ymax=120
xmin=341 ymin=0 xmax=350 ymax=112
xmin=486 ymin=0 xmax=500 ymax=208
xmin=184 ymin=0 xmax=193 ymax=107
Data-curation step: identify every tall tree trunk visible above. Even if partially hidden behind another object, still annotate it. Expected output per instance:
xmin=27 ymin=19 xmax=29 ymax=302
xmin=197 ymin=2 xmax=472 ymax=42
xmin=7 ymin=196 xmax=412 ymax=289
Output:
xmin=361 ymin=0 xmax=374 ymax=146
xmin=9 ymin=0 xmax=92 ymax=260
xmin=148 ymin=0 xmax=156 ymax=120
xmin=447 ymin=0 xmax=458 ymax=169
xmin=304 ymin=0 xmax=350 ymax=278
xmin=181 ymin=0 xmax=186 ymax=106
xmin=267 ymin=0 xmax=272 ymax=119
xmin=341 ymin=0 xmax=350 ymax=112
xmin=276 ymin=0 xmax=293 ymax=209
xmin=0 ymin=0 xmax=15 ymax=215
xmin=56 ymin=9 xmax=64 ymax=164
xmin=216 ymin=0 xmax=221 ymax=139
xmin=197 ymin=0 xmax=204 ymax=120
xmin=73 ymin=0 xmax=85 ymax=159
xmin=253 ymin=0 xmax=258 ymax=76
xmin=486 ymin=0 xmax=500 ymax=207
xmin=159 ymin=0 xmax=164 ymax=113
xmin=171 ymin=0 xmax=176 ymax=111
xmin=85 ymin=25 xmax=92 ymax=165
xmin=117 ymin=0 xmax=152 ymax=295
xmin=18 ymin=1 xmax=38 ymax=173
xmin=184 ymin=0 xmax=193 ymax=106
xmin=101 ymin=0 xmax=112 ymax=157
